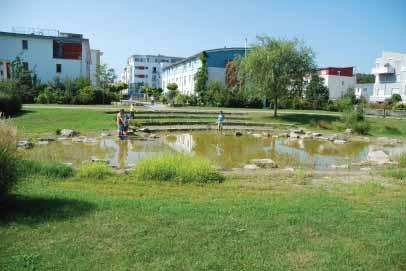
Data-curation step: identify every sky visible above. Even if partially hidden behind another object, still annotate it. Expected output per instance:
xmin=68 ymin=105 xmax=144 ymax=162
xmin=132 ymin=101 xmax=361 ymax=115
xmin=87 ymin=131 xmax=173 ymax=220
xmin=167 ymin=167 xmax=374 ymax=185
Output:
xmin=1 ymin=0 xmax=405 ymax=75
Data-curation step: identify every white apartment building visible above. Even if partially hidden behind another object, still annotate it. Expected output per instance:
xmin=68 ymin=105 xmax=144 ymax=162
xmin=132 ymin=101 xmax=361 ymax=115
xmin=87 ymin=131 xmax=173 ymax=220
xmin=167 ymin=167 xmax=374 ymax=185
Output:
xmin=0 ymin=28 xmax=97 ymax=83
xmin=122 ymin=54 xmax=183 ymax=97
xmin=161 ymin=48 xmax=246 ymax=95
xmin=90 ymin=49 xmax=103 ymax=85
xmin=370 ymin=51 xmax=406 ymax=103
xmin=318 ymin=67 xmax=356 ymax=100
xmin=354 ymin=83 xmax=374 ymax=100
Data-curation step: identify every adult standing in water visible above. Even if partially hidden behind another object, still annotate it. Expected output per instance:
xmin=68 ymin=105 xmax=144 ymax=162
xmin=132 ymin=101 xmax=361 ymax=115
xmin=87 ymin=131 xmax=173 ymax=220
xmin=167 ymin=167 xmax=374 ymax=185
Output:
xmin=117 ymin=109 xmax=125 ymax=137
xmin=217 ymin=110 xmax=225 ymax=132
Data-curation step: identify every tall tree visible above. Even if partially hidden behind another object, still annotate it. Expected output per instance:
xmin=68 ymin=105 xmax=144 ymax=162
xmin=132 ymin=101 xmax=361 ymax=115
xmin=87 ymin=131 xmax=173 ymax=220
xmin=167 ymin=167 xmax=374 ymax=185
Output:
xmin=305 ymin=74 xmax=329 ymax=109
xmin=238 ymin=36 xmax=315 ymax=116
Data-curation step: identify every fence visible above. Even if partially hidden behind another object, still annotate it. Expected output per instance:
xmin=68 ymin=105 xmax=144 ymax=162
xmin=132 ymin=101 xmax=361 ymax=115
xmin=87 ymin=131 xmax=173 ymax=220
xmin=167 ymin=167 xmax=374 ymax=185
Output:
xmin=365 ymin=108 xmax=406 ymax=118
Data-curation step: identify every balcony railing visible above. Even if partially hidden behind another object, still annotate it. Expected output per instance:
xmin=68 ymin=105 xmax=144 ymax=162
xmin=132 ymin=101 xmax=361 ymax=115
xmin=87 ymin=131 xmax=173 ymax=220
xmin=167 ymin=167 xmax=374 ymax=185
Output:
xmin=371 ymin=66 xmax=395 ymax=74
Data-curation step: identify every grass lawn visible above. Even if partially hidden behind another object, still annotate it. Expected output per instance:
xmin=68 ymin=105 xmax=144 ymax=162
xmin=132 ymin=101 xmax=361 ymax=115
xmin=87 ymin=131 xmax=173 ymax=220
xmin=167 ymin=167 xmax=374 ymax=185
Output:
xmin=1 ymin=173 xmax=405 ymax=270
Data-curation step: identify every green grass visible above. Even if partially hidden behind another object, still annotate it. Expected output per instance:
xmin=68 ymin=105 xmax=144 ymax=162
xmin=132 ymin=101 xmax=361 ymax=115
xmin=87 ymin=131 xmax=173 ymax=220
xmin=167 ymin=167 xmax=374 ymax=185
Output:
xmin=18 ymin=159 xmax=75 ymax=179
xmin=77 ymin=162 xmax=114 ymax=180
xmin=133 ymin=153 xmax=224 ymax=183
xmin=1 ymin=173 xmax=405 ymax=270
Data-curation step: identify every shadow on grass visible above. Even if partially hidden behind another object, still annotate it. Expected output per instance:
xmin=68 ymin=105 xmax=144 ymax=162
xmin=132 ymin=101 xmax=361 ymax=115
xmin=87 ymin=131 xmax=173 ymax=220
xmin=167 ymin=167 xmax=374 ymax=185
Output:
xmin=275 ymin=113 xmax=340 ymax=125
xmin=0 ymin=195 xmax=95 ymax=226
xmin=12 ymin=109 xmax=36 ymax=118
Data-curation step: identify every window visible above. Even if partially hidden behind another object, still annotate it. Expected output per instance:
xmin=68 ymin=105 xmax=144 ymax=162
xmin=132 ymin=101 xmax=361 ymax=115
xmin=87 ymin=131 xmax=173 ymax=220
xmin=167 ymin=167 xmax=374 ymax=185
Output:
xmin=152 ymin=67 xmax=157 ymax=73
xmin=56 ymin=64 xmax=62 ymax=73
xmin=22 ymin=40 xmax=28 ymax=50
xmin=23 ymin=62 xmax=29 ymax=71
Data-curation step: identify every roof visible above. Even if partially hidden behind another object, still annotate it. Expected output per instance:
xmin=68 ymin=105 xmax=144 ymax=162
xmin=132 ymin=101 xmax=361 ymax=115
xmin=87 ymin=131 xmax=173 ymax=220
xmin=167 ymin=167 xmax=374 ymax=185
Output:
xmin=163 ymin=47 xmax=247 ymax=70
xmin=0 ymin=31 xmax=88 ymax=43
xmin=129 ymin=54 xmax=184 ymax=60
xmin=318 ymin=66 xmax=354 ymax=70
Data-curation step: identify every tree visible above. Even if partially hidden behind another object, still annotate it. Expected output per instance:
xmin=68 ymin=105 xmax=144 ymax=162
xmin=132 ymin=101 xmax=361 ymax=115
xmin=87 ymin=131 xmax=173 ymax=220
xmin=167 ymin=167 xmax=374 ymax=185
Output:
xmin=305 ymin=74 xmax=329 ymax=109
xmin=166 ymin=83 xmax=179 ymax=103
xmin=238 ymin=36 xmax=315 ymax=116
xmin=225 ymin=60 xmax=238 ymax=87
xmin=206 ymin=80 xmax=228 ymax=106
xmin=356 ymin=73 xmax=375 ymax=84
xmin=194 ymin=52 xmax=208 ymax=102
xmin=95 ymin=64 xmax=117 ymax=104
xmin=391 ymin=93 xmax=402 ymax=104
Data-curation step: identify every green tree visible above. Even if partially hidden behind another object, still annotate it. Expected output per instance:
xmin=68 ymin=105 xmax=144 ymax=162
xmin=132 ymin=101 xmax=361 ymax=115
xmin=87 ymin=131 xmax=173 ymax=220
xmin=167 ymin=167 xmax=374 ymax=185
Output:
xmin=356 ymin=73 xmax=375 ymax=84
xmin=207 ymin=80 xmax=228 ymax=106
xmin=305 ymin=74 xmax=329 ymax=109
xmin=194 ymin=52 xmax=208 ymax=103
xmin=166 ymin=83 xmax=179 ymax=103
xmin=238 ymin=36 xmax=315 ymax=116
xmin=391 ymin=93 xmax=402 ymax=104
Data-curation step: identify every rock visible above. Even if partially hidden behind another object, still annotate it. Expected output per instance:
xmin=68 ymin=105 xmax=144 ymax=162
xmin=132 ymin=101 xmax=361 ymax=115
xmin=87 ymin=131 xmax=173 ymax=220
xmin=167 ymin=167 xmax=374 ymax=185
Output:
xmin=331 ymin=164 xmax=349 ymax=169
xmin=139 ymin=127 xmax=151 ymax=133
xmin=72 ymin=136 xmax=86 ymax=143
xmin=235 ymin=131 xmax=243 ymax=137
xmin=272 ymin=135 xmax=279 ymax=138
xmin=360 ymin=167 xmax=371 ymax=171
xmin=284 ymin=167 xmax=295 ymax=173
xmin=17 ymin=140 xmax=33 ymax=149
xmin=38 ymin=137 xmax=55 ymax=142
xmin=333 ymin=139 xmax=346 ymax=144
xmin=252 ymin=133 xmax=262 ymax=138
xmin=60 ymin=129 xmax=76 ymax=137
xmin=367 ymin=150 xmax=391 ymax=165
xmin=301 ymin=134 xmax=312 ymax=139
xmin=262 ymin=132 xmax=271 ymax=137
xmin=249 ymin=158 xmax=277 ymax=169
xmin=243 ymin=164 xmax=260 ymax=170
xmin=318 ymin=136 xmax=330 ymax=141
xmin=83 ymin=137 xmax=97 ymax=144
xmin=149 ymin=134 xmax=160 ymax=139
xmin=101 ymin=132 xmax=111 ymax=137
xmin=289 ymin=132 xmax=300 ymax=139
xmin=36 ymin=140 xmax=49 ymax=146
xmin=312 ymin=132 xmax=322 ymax=137
xmin=328 ymin=134 xmax=339 ymax=141
xmin=280 ymin=133 xmax=289 ymax=138
xmin=57 ymin=137 xmax=68 ymax=141
xmin=91 ymin=158 xmax=109 ymax=164
xmin=345 ymin=128 xmax=353 ymax=134
xmin=292 ymin=128 xmax=305 ymax=135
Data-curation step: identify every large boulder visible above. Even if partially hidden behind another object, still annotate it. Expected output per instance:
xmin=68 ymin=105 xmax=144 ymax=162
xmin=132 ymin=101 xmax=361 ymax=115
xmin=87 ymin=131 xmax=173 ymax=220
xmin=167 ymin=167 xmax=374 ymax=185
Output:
xmin=17 ymin=140 xmax=33 ymax=149
xmin=367 ymin=150 xmax=391 ymax=165
xmin=60 ymin=129 xmax=76 ymax=137
xmin=249 ymin=158 xmax=277 ymax=169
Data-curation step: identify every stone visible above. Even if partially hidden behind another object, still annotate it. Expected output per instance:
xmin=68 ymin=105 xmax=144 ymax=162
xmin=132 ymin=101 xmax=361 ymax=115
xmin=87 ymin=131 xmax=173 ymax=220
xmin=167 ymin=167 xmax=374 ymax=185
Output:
xmin=72 ymin=136 xmax=86 ymax=143
xmin=272 ymin=135 xmax=279 ymax=138
xmin=60 ymin=129 xmax=76 ymax=137
xmin=318 ymin=136 xmax=330 ymax=141
xmin=38 ymin=137 xmax=55 ymax=142
xmin=138 ymin=127 xmax=151 ymax=133
xmin=360 ymin=167 xmax=371 ymax=171
xmin=331 ymin=164 xmax=349 ymax=169
xmin=83 ymin=137 xmax=97 ymax=144
xmin=101 ymin=132 xmax=111 ymax=137
xmin=249 ymin=158 xmax=277 ymax=169
xmin=17 ymin=140 xmax=33 ymax=149
xmin=367 ymin=150 xmax=391 ymax=165
xmin=57 ymin=137 xmax=68 ymax=141
xmin=36 ymin=140 xmax=49 ymax=146
xmin=284 ymin=167 xmax=295 ymax=173
xmin=312 ymin=132 xmax=322 ymax=137
xmin=235 ymin=131 xmax=243 ymax=137
xmin=262 ymin=132 xmax=271 ymax=137
xmin=91 ymin=158 xmax=109 ymax=164
xmin=149 ymin=134 xmax=160 ymax=139
xmin=345 ymin=128 xmax=353 ymax=134
xmin=252 ymin=133 xmax=262 ymax=138
xmin=292 ymin=128 xmax=305 ymax=135
xmin=243 ymin=164 xmax=260 ymax=170
xmin=329 ymin=134 xmax=339 ymax=141
xmin=333 ymin=139 xmax=346 ymax=144
xmin=280 ymin=133 xmax=289 ymax=138
xmin=289 ymin=132 xmax=300 ymax=139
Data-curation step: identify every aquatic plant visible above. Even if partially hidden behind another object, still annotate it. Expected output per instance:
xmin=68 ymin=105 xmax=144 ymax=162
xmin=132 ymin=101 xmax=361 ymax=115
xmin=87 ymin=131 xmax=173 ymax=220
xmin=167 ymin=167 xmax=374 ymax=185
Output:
xmin=78 ymin=162 xmax=114 ymax=180
xmin=133 ymin=153 xmax=224 ymax=183
xmin=18 ymin=159 xmax=74 ymax=179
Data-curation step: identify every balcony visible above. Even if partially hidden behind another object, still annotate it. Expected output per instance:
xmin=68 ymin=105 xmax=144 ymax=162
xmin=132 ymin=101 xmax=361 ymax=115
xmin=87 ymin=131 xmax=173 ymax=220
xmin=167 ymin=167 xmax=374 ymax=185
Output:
xmin=371 ymin=65 xmax=395 ymax=74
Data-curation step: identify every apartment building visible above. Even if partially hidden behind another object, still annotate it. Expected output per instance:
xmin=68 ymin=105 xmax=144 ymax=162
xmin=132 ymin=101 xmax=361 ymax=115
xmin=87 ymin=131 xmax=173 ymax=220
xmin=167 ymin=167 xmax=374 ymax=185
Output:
xmin=0 ymin=28 xmax=97 ymax=83
xmin=122 ymin=54 xmax=183 ymax=96
xmin=90 ymin=49 xmax=103 ymax=85
xmin=369 ymin=51 xmax=406 ymax=103
xmin=318 ymin=67 xmax=356 ymax=100
xmin=161 ymin=48 xmax=246 ymax=95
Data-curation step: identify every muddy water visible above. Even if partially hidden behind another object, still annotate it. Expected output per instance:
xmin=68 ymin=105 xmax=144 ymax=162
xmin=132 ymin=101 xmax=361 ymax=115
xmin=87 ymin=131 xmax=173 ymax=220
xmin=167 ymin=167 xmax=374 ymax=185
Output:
xmin=21 ymin=131 xmax=404 ymax=170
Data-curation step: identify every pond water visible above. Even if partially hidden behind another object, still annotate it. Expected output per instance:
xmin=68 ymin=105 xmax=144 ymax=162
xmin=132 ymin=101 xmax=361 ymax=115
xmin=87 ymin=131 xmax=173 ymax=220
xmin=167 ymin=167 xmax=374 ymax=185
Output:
xmin=21 ymin=131 xmax=405 ymax=170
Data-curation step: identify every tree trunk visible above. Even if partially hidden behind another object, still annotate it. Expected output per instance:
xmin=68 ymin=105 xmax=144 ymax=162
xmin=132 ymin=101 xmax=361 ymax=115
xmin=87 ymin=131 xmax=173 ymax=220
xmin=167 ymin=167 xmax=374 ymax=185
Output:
xmin=273 ymin=96 xmax=278 ymax=117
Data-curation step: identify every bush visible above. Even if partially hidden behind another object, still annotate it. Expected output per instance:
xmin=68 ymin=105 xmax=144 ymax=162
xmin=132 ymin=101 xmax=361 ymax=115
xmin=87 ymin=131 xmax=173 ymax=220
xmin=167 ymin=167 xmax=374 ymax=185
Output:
xmin=78 ymin=86 xmax=95 ymax=104
xmin=133 ymin=153 xmax=224 ymax=183
xmin=393 ymin=102 xmax=406 ymax=110
xmin=391 ymin=94 xmax=402 ymax=104
xmin=0 ymin=92 xmax=22 ymax=116
xmin=78 ymin=162 xmax=114 ymax=179
xmin=341 ymin=105 xmax=370 ymax=135
xmin=18 ymin=159 xmax=74 ymax=179
xmin=0 ymin=121 xmax=18 ymax=198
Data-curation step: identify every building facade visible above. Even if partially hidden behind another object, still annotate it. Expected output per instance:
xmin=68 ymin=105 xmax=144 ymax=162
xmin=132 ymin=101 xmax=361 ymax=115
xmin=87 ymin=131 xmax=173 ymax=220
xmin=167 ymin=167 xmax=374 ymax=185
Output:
xmin=90 ymin=49 xmax=103 ymax=85
xmin=0 ymin=29 xmax=94 ymax=83
xmin=122 ymin=54 xmax=183 ymax=97
xmin=318 ymin=67 xmax=356 ymax=100
xmin=354 ymin=83 xmax=374 ymax=100
xmin=369 ymin=51 xmax=406 ymax=103
xmin=161 ymin=48 xmax=246 ymax=95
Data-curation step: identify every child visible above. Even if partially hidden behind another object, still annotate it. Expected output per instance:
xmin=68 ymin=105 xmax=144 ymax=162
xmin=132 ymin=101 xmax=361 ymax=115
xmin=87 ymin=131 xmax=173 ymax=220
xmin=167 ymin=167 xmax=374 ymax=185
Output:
xmin=217 ymin=110 xmax=225 ymax=132
xmin=123 ymin=113 xmax=130 ymax=136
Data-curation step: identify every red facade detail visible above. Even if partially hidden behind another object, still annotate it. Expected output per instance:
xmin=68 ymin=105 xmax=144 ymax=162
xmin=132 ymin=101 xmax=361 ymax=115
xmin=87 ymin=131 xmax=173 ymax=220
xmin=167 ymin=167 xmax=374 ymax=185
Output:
xmin=318 ymin=67 xmax=353 ymax=77
xmin=135 ymin=66 xmax=145 ymax=70
xmin=135 ymin=74 xmax=145 ymax=78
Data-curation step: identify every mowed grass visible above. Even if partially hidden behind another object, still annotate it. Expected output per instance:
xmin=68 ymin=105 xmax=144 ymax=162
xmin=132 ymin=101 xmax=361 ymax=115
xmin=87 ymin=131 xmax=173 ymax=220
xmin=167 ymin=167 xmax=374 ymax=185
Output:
xmin=1 ymin=175 xmax=405 ymax=271
xmin=10 ymin=108 xmax=116 ymax=135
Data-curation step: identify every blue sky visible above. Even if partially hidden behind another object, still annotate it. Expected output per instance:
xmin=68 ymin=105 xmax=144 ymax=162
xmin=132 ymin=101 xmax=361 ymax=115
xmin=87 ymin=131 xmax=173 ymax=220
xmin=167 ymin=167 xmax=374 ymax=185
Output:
xmin=1 ymin=0 xmax=405 ymax=74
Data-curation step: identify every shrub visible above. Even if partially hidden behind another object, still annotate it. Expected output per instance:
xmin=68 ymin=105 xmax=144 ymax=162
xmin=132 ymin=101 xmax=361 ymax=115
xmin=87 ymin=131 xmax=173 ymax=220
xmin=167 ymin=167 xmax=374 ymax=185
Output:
xmin=398 ymin=154 xmax=406 ymax=168
xmin=133 ymin=153 xmax=224 ymax=183
xmin=341 ymin=105 xmax=370 ymax=135
xmin=0 ymin=92 xmax=22 ymax=116
xmin=0 ymin=121 xmax=18 ymax=198
xmin=391 ymin=93 xmax=402 ymax=104
xmin=393 ymin=102 xmax=406 ymax=110
xmin=78 ymin=86 xmax=95 ymax=104
xmin=18 ymin=160 xmax=74 ymax=179
xmin=383 ymin=168 xmax=406 ymax=180
xmin=78 ymin=162 xmax=114 ymax=179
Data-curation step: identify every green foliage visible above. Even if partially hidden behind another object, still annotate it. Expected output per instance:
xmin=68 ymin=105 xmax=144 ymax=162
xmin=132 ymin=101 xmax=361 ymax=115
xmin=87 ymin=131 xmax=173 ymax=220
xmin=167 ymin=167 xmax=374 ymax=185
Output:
xmin=341 ymin=105 xmax=370 ymax=135
xmin=78 ymin=162 xmax=114 ymax=180
xmin=194 ymin=52 xmax=208 ymax=101
xmin=78 ymin=86 xmax=95 ymax=104
xmin=166 ymin=82 xmax=178 ymax=92
xmin=383 ymin=153 xmax=406 ymax=180
xmin=95 ymin=64 xmax=117 ymax=88
xmin=391 ymin=94 xmax=402 ymax=104
xmin=174 ymin=94 xmax=190 ymax=106
xmin=305 ymin=74 xmax=329 ymax=109
xmin=18 ymin=160 xmax=74 ymax=179
xmin=206 ymin=80 xmax=228 ymax=106
xmin=133 ymin=153 xmax=224 ymax=183
xmin=0 ymin=91 xmax=22 ymax=116
xmin=0 ymin=121 xmax=18 ymax=198
xmin=166 ymin=83 xmax=179 ymax=103
xmin=238 ymin=36 xmax=315 ymax=116
xmin=393 ymin=102 xmax=406 ymax=110
xmin=356 ymin=73 xmax=375 ymax=84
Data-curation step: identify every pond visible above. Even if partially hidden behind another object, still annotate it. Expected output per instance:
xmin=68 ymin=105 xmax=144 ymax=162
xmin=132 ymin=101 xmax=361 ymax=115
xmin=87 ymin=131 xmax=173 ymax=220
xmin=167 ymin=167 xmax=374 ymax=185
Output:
xmin=21 ymin=131 xmax=405 ymax=170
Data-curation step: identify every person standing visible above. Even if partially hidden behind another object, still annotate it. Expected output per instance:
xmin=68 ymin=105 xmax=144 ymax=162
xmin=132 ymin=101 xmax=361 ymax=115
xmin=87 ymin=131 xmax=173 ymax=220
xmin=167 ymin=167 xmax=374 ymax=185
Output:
xmin=117 ymin=109 xmax=125 ymax=137
xmin=217 ymin=110 xmax=225 ymax=132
